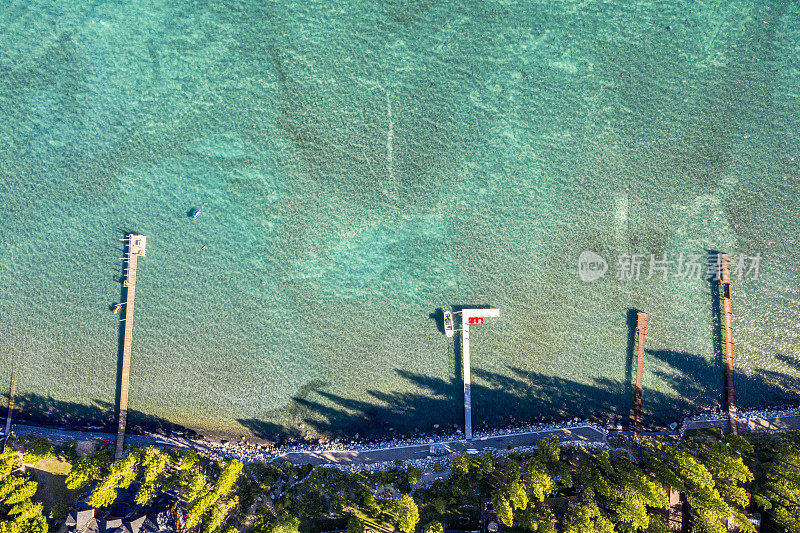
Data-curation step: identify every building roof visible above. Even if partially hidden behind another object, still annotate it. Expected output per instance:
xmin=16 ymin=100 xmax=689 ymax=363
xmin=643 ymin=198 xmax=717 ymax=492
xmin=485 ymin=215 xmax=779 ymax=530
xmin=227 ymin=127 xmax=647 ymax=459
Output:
xmin=65 ymin=484 xmax=184 ymax=533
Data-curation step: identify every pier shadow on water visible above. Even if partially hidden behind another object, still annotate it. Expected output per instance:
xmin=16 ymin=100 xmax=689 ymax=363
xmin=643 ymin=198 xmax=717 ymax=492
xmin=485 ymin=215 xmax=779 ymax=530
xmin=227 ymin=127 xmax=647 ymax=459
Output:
xmin=623 ymin=308 xmax=642 ymax=429
xmin=707 ymin=249 xmax=726 ymax=408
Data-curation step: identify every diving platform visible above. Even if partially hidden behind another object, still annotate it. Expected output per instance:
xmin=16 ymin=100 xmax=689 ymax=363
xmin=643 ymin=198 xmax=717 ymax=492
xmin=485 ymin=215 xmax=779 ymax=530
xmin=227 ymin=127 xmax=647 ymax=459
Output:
xmin=116 ymin=234 xmax=146 ymax=460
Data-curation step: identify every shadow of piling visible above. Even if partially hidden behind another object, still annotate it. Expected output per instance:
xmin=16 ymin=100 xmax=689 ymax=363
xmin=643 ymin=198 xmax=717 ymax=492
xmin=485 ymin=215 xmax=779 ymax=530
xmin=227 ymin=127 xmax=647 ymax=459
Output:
xmin=624 ymin=308 xmax=641 ymax=429
xmin=707 ymin=249 xmax=727 ymax=410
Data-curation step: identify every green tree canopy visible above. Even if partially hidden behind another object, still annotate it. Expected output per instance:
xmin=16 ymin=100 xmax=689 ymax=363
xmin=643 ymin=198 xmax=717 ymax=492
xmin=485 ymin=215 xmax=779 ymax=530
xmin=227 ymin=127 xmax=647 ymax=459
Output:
xmin=580 ymin=451 xmax=666 ymax=531
xmin=563 ymin=490 xmax=615 ymax=533
xmin=648 ymin=445 xmax=731 ymax=533
xmin=697 ymin=437 xmax=755 ymax=533
xmin=135 ymin=447 xmax=172 ymax=505
xmin=0 ymin=451 xmax=48 ymax=533
xmin=186 ymin=459 xmax=243 ymax=532
xmin=534 ymin=438 xmax=572 ymax=487
xmin=492 ymin=491 xmax=514 ymax=527
xmin=21 ymin=439 xmax=54 ymax=465
xmin=507 ymin=478 xmax=529 ymax=511
xmin=452 ymin=453 xmax=471 ymax=477
xmin=422 ymin=520 xmax=444 ymax=533
xmin=406 ymin=466 xmax=422 ymax=486
xmin=518 ymin=502 xmax=557 ymax=533
xmin=253 ymin=513 xmax=300 ymax=533
xmin=396 ymin=494 xmax=419 ymax=533
xmin=65 ymin=446 xmax=112 ymax=490
xmin=749 ymin=432 xmax=800 ymax=533
xmin=347 ymin=514 xmax=365 ymax=533
xmin=524 ymin=458 xmax=555 ymax=503
xmin=87 ymin=450 xmax=140 ymax=508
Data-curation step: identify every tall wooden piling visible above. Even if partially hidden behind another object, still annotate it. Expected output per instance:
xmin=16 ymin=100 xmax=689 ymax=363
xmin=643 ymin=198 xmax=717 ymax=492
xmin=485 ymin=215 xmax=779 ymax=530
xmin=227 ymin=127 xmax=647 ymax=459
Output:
xmin=633 ymin=312 xmax=649 ymax=440
xmin=3 ymin=367 xmax=16 ymax=453
xmin=718 ymin=254 xmax=737 ymax=435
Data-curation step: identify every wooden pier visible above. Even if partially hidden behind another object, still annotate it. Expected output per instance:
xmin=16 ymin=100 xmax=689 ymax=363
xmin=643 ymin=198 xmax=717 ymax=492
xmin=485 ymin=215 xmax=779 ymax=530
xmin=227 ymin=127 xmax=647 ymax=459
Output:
xmin=719 ymin=254 xmax=737 ymax=435
xmin=116 ymin=234 xmax=147 ymax=460
xmin=633 ymin=312 xmax=649 ymax=440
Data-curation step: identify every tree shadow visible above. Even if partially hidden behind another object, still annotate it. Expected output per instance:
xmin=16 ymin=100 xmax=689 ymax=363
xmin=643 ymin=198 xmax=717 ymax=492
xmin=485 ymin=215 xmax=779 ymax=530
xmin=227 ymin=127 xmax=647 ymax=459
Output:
xmin=646 ymin=348 xmax=800 ymax=420
xmin=775 ymin=353 xmax=800 ymax=373
xmin=1 ymin=392 xmax=199 ymax=438
xmin=239 ymin=367 xmax=646 ymax=443
xmin=239 ymin=348 xmax=800 ymax=443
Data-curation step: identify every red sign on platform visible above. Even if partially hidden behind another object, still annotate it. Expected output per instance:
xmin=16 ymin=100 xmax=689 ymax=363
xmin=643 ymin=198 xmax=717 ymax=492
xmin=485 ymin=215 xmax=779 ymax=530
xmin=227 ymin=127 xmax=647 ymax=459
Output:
xmin=468 ymin=317 xmax=484 ymax=325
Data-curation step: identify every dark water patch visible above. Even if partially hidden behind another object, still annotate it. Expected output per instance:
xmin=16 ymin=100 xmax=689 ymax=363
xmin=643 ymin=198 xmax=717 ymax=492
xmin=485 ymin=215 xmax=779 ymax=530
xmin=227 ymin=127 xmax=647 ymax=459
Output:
xmin=624 ymin=308 xmax=642 ymax=425
xmin=1 ymin=393 xmax=198 ymax=438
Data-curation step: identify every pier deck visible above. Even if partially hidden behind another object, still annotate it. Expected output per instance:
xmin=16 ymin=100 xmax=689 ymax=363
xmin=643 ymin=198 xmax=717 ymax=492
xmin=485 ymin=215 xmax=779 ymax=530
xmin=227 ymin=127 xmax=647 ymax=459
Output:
xmin=633 ymin=312 xmax=649 ymax=440
xmin=719 ymin=254 xmax=737 ymax=434
xmin=459 ymin=308 xmax=500 ymax=440
xmin=116 ymin=235 xmax=146 ymax=460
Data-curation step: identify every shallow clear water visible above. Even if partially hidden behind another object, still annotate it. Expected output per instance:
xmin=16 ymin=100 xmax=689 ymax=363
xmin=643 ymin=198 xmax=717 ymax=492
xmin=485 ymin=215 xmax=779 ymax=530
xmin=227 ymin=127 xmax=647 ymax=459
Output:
xmin=1 ymin=0 xmax=799 ymax=440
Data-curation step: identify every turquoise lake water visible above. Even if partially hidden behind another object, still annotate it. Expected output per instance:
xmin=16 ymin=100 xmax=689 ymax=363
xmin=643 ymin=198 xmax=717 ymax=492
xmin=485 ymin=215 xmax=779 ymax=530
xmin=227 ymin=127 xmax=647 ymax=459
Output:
xmin=1 ymin=0 xmax=799 ymax=441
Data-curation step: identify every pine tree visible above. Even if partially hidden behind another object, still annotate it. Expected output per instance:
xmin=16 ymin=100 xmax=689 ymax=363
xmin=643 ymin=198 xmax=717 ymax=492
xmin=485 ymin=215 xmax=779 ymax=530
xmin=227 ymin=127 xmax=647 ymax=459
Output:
xmin=563 ymin=490 xmax=615 ymax=533
xmin=452 ymin=452 xmax=471 ymax=477
xmin=480 ymin=452 xmax=495 ymax=476
xmin=361 ymin=492 xmax=381 ymax=518
xmin=534 ymin=438 xmax=572 ymax=488
xmin=87 ymin=449 xmax=141 ymax=508
xmin=253 ymin=513 xmax=300 ymax=533
xmin=185 ymin=460 xmax=243 ymax=532
xmin=585 ymin=452 xmax=667 ymax=531
xmin=507 ymin=478 xmax=529 ymax=511
xmin=135 ymin=447 xmax=172 ymax=505
xmin=524 ymin=458 xmax=555 ymax=502
xmin=518 ymin=502 xmax=557 ymax=533
xmin=406 ymin=466 xmax=422 ymax=486
xmin=65 ymin=446 xmax=112 ymax=490
xmin=396 ymin=494 xmax=419 ymax=533
xmin=492 ymin=490 xmax=514 ymax=527
xmin=0 ymin=451 xmax=48 ymax=533
xmin=698 ymin=436 xmax=755 ymax=533
xmin=648 ymin=445 xmax=730 ymax=533
xmin=422 ymin=521 xmax=444 ymax=533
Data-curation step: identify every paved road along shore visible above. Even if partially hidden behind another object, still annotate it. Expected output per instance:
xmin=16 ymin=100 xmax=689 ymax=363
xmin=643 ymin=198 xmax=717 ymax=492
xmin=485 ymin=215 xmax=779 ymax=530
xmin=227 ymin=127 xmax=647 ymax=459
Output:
xmin=6 ymin=413 xmax=800 ymax=467
xmin=274 ymin=426 xmax=606 ymax=466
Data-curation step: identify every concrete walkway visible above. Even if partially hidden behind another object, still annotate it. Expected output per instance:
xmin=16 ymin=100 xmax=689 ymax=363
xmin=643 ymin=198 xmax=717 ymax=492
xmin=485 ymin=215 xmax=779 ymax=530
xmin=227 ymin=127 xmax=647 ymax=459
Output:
xmin=684 ymin=413 xmax=800 ymax=433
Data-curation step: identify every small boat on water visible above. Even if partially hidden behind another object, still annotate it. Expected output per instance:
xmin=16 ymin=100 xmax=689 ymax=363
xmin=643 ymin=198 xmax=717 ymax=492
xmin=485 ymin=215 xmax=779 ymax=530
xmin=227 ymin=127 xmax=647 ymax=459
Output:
xmin=191 ymin=203 xmax=206 ymax=220
xmin=443 ymin=310 xmax=454 ymax=337
xmin=113 ymin=303 xmax=123 ymax=314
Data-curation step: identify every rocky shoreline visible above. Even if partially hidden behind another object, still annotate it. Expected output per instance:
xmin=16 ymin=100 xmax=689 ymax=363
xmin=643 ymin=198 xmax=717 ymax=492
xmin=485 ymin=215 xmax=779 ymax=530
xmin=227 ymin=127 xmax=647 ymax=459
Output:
xmin=143 ymin=403 xmax=800 ymax=472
